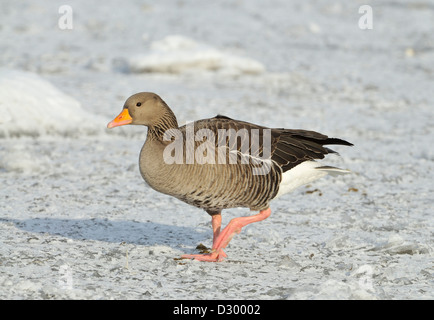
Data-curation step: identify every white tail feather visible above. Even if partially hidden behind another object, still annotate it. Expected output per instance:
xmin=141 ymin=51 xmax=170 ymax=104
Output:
xmin=274 ymin=161 xmax=350 ymax=199
xmin=315 ymin=166 xmax=351 ymax=176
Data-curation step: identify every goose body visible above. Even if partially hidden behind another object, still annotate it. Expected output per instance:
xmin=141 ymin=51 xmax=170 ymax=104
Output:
xmin=108 ymin=92 xmax=353 ymax=262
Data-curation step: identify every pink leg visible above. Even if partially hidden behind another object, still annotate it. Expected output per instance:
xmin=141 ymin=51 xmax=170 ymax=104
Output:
xmin=181 ymin=208 xmax=271 ymax=262
xmin=181 ymin=213 xmax=225 ymax=261
xmin=211 ymin=214 xmax=221 ymax=244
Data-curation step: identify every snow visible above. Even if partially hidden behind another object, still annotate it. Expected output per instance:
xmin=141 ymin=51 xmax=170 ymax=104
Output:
xmin=127 ymin=35 xmax=265 ymax=75
xmin=0 ymin=0 xmax=433 ymax=300
xmin=0 ymin=69 xmax=106 ymax=138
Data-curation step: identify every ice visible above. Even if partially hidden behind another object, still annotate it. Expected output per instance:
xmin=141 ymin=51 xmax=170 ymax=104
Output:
xmin=0 ymin=0 xmax=433 ymax=300
xmin=370 ymin=234 xmax=431 ymax=255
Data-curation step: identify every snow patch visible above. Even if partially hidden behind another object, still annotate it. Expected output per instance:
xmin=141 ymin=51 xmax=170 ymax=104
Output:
xmin=0 ymin=69 xmax=106 ymax=138
xmin=126 ymin=35 xmax=265 ymax=75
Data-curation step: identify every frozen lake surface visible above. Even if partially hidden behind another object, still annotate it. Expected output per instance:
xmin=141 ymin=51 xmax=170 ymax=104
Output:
xmin=0 ymin=0 xmax=433 ymax=299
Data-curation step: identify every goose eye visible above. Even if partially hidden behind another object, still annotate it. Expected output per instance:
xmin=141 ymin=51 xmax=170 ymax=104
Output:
xmin=136 ymin=102 xmax=142 ymax=107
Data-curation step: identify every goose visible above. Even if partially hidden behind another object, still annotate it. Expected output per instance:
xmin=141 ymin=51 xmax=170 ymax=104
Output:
xmin=107 ymin=92 xmax=353 ymax=262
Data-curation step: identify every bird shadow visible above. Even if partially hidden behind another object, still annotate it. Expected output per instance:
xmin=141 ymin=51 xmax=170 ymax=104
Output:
xmin=1 ymin=217 xmax=208 ymax=250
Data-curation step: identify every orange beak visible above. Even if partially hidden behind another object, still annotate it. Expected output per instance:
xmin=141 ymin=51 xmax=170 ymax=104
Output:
xmin=107 ymin=109 xmax=133 ymax=128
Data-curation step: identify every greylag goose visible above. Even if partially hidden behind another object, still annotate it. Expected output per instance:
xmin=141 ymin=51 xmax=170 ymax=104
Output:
xmin=108 ymin=92 xmax=353 ymax=262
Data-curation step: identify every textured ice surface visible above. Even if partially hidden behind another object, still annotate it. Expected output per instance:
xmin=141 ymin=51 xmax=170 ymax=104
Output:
xmin=0 ymin=0 xmax=433 ymax=299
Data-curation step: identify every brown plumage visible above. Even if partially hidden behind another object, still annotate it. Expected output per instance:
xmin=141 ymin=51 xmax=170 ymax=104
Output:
xmin=108 ymin=92 xmax=353 ymax=262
